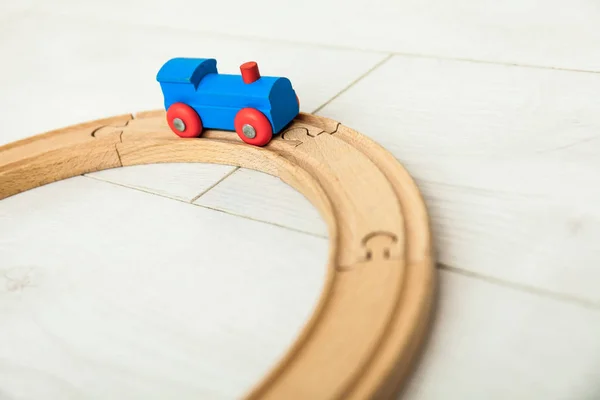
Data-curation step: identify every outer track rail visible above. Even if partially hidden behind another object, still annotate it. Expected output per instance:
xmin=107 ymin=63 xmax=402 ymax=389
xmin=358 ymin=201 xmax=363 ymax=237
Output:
xmin=0 ymin=111 xmax=436 ymax=400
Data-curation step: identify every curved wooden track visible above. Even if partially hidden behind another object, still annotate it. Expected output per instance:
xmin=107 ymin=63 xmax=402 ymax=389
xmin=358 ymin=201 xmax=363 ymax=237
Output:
xmin=0 ymin=111 xmax=436 ymax=399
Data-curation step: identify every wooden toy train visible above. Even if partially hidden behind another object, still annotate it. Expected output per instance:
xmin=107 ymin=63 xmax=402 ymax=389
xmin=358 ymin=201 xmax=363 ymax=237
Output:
xmin=156 ymin=58 xmax=300 ymax=146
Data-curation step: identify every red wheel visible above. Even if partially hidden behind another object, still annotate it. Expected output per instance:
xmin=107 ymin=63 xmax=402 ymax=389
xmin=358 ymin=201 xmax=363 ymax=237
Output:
xmin=234 ymin=108 xmax=273 ymax=146
xmin=166 ymin=103 xmax=203 ymax=138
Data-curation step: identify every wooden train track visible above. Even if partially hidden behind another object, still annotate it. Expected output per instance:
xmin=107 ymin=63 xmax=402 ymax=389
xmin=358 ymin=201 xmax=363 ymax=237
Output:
xmin=0 ymin=111 xmax=436 ymax=399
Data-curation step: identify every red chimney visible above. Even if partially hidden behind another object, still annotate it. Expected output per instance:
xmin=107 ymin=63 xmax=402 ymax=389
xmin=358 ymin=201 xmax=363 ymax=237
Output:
xmin=240 ymin=61 xmax=261 ymax=84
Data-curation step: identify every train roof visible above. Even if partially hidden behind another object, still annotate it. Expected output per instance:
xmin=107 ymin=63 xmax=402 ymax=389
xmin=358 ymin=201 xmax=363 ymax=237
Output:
xmin=156 ymin=58 xmax=218 ymax=87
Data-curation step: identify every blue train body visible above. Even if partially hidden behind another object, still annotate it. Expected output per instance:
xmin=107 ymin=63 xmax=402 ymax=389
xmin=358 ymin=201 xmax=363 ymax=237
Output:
xmin=156 ymin=57 xmax=299 ymax=145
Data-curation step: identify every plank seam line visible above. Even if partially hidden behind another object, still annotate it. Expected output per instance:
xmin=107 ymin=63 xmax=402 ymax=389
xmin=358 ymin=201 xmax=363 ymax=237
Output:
xmin=189 ymin=166 xmax=240 ymax=203
xmin=438 ymin=263 xmax=600 ymax=310
xmin=312 ymin=54 xmax=394 ymax=114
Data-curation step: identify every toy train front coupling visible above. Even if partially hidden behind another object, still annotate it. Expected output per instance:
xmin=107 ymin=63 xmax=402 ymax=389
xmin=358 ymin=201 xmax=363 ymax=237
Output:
xmin=156 ymin=57 xmax=300 ymax=146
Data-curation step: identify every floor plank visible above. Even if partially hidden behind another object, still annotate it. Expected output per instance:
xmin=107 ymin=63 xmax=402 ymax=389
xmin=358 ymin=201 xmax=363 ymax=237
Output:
xmin=0 ymin=177 xmax=328 ymax=400
xmin=30 ymin=0 xmax=600 ymax=72
xmin=0 ymin=1 xmax=33 ymax=22
xmin=88 ymin=163 xmax=236 ymax=202
xmin=195 ymin=168 xmax=328 ymax=237
xmin=318 ymin=55 xmax=600 ymax=304
xmin=402 ymin=269 xmax=600 ymax=400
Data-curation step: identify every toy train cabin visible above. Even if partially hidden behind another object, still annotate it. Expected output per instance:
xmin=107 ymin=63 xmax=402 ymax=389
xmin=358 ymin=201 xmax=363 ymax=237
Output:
xmin=156 ymin=57 xmax=300 ymax=146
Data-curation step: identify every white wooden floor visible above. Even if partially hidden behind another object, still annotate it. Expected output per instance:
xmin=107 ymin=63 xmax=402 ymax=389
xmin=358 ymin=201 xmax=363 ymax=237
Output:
xmin=1 ymin=2 xmax=600 ymax=399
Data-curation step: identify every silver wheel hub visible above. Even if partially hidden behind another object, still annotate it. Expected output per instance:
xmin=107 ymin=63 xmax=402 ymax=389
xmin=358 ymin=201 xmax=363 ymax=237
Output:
xmin=173 ymin=117 xmax=185 ymax=132
xmin=242 ymin=124 xmax=256 ymax=139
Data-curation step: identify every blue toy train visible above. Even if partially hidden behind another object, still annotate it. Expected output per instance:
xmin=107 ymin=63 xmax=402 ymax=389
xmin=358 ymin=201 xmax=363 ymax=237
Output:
xmin=156 ymin=57 xmax=300 ymax=146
